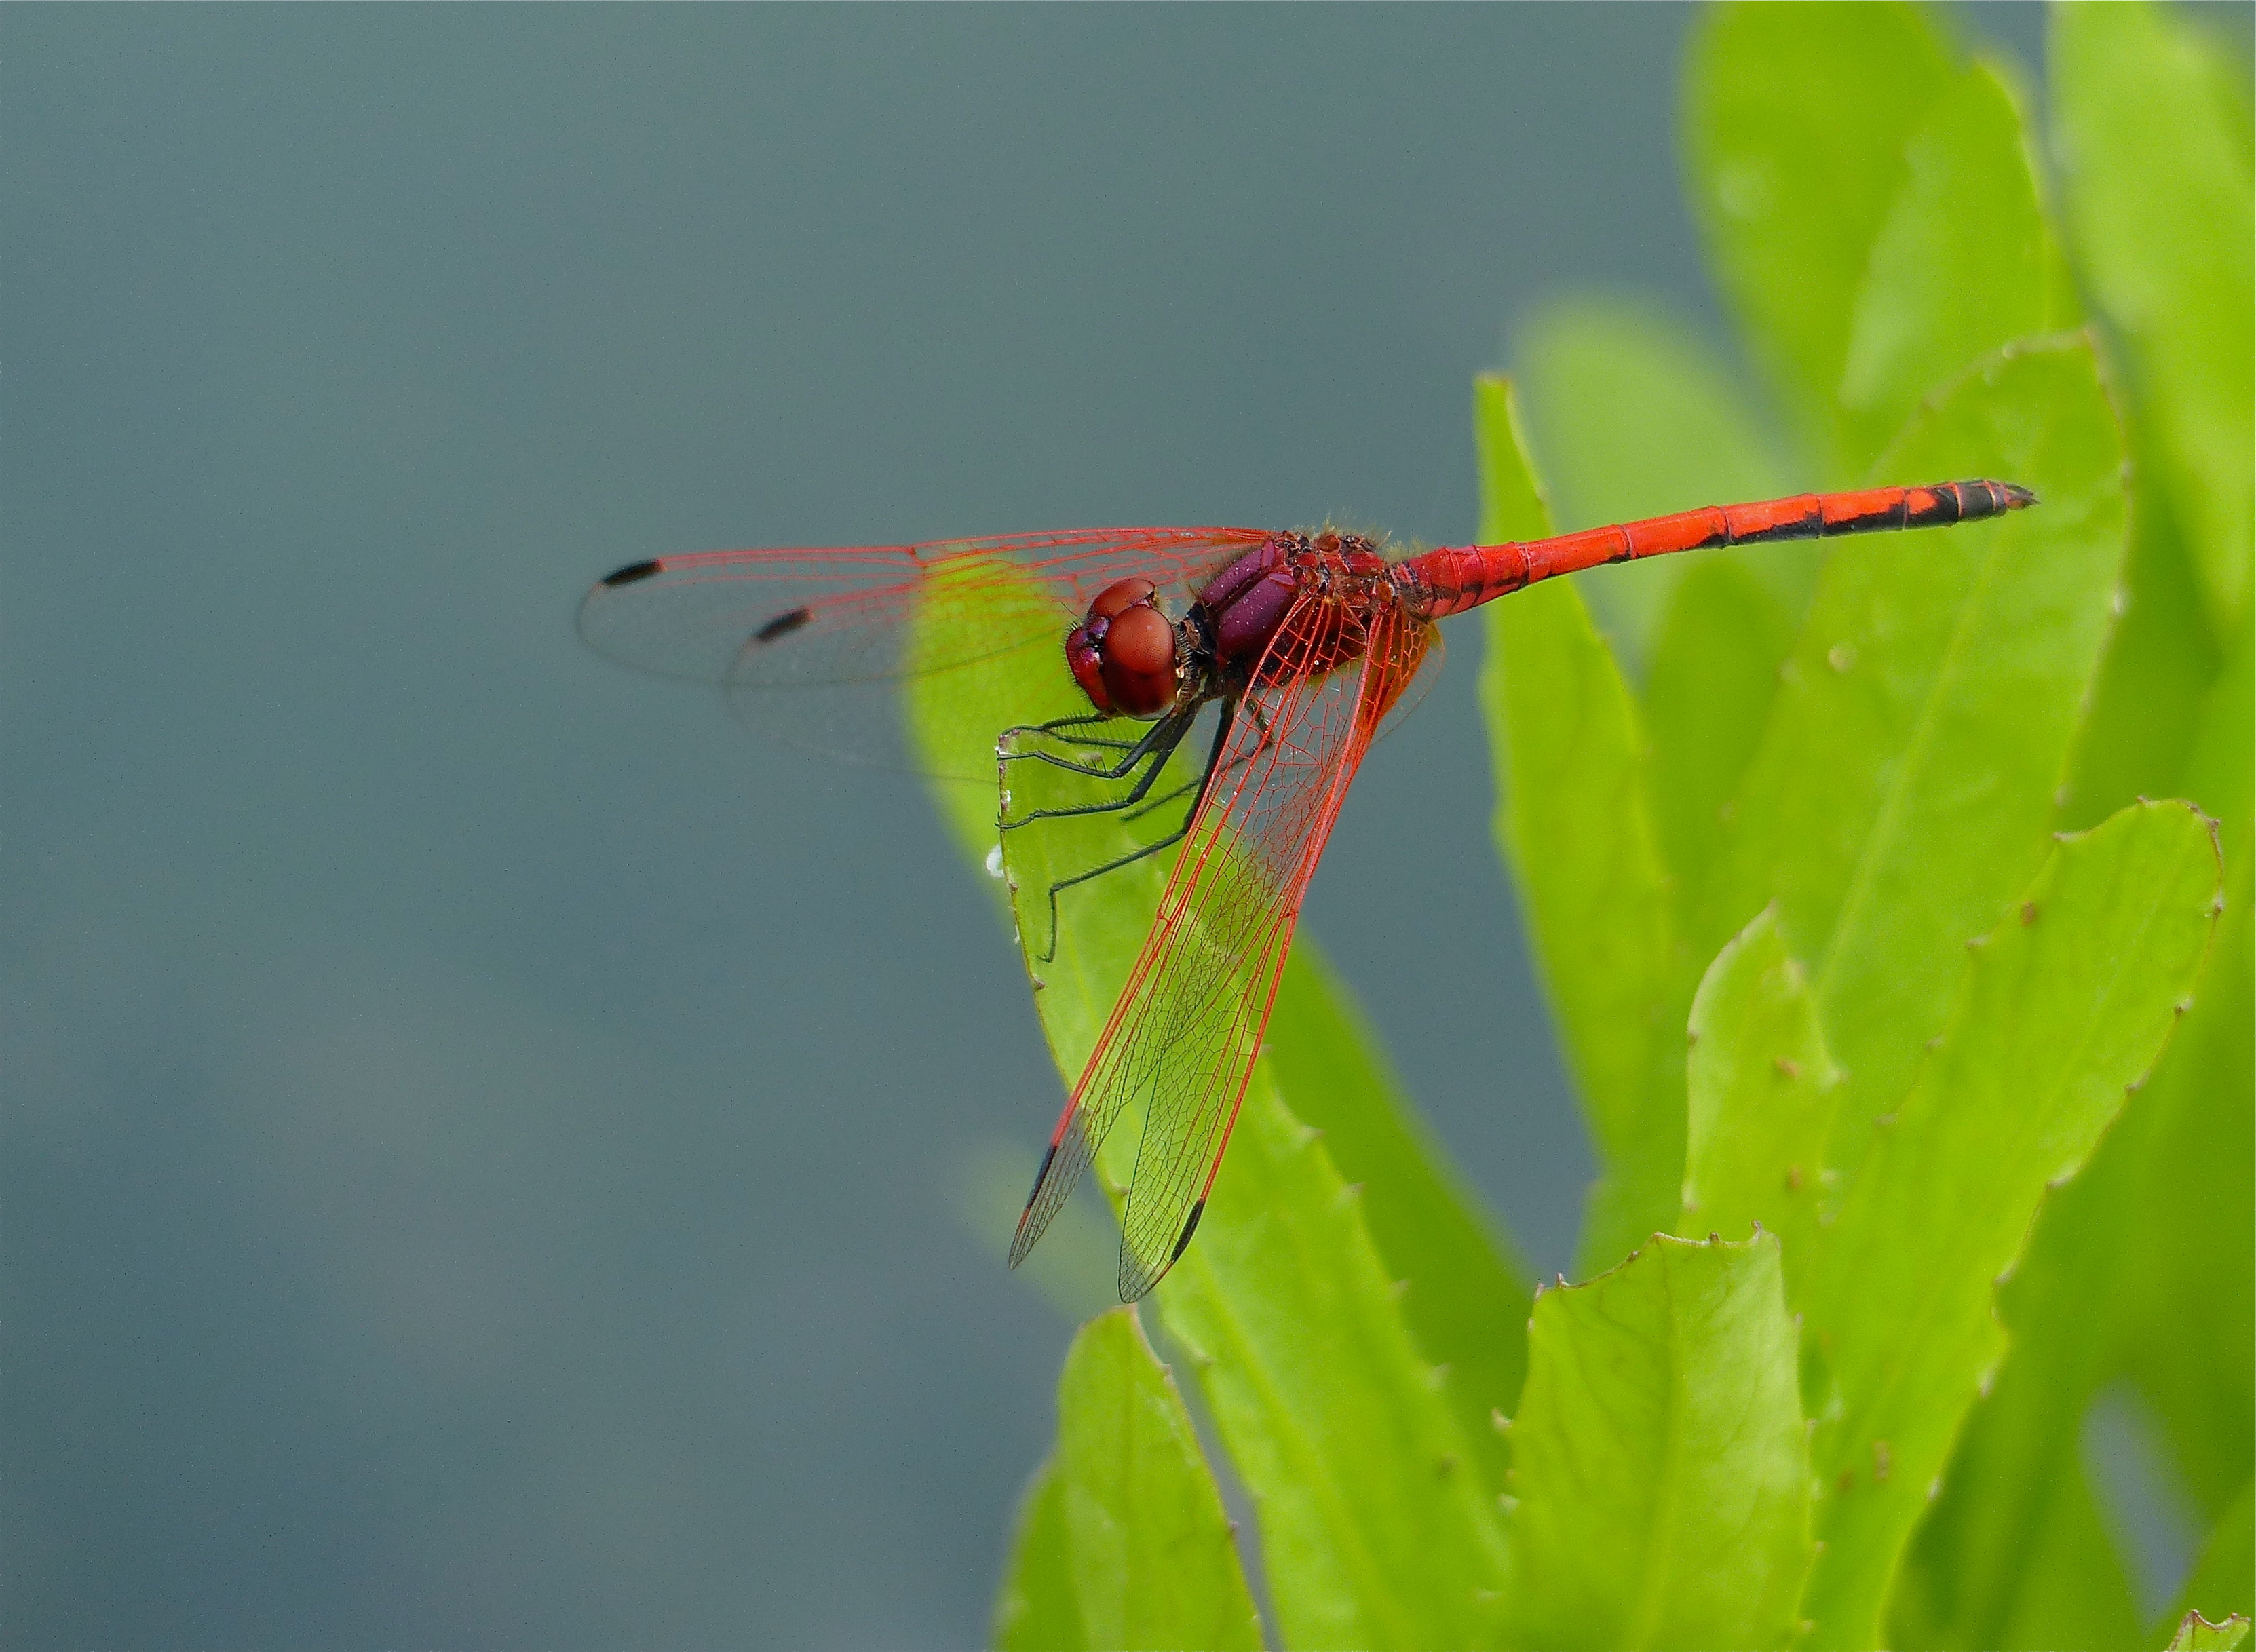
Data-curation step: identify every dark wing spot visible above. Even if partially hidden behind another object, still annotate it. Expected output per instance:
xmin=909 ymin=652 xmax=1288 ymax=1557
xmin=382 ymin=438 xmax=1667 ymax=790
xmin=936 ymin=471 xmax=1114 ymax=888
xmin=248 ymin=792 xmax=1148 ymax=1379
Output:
xmin=754 ymin=606 xmax=813 ymax=643
xmin=600 ymin=559 xmax=664 ymax=588
xmin=1168 ymin=1198 xmax=1208 ymax=1264
xmin=1022 ymin=1141 xmax=1059 ymax=1214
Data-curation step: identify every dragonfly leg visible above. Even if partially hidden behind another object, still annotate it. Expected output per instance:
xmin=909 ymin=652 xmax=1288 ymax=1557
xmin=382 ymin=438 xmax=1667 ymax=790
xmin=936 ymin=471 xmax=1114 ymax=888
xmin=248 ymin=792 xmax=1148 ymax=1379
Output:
xmin=1000 ymin=708 xmax=1186 ymax=783
xmin=1124 ymin=690 xmax=1272 ymax=814
xmin=1032 ymin=699 xmax=1244 ymax=963
xmin=1122 ymin=721 xmax=1263 ymax=822
xmin=997 ymin=710 xmax=1141 ymax=756
xmin=1001 ymin=709 xmax=1201 ymax=829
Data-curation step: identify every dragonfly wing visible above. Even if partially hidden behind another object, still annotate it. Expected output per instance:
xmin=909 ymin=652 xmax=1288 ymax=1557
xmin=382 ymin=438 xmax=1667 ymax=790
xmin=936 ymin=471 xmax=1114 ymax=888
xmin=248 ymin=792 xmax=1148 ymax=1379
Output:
xmin=578 ymin=528 xmax=1271 ymax=775
xmin=1006 ymin=592 xmax=1433 ymax=1300
xmin=1376 ymin=620 xmax=1444 ymax=742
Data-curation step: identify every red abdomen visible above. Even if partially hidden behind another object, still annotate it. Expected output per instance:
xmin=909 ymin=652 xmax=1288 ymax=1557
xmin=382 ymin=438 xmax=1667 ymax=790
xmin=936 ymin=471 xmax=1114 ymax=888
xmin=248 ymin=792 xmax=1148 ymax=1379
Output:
xmin=1400 ymin=479 xmax=2033 ymax=619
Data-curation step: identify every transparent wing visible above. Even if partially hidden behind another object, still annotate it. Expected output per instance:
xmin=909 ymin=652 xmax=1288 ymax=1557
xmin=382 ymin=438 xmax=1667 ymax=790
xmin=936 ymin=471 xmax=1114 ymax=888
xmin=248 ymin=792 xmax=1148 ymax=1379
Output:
xmin=1377 ymin=622 xmax=1443 ymax=742
xmin=578 ymin=527 xmax=1270 ymax=775
xmin=1007 ymin=594 xmax=1436 ymax=1299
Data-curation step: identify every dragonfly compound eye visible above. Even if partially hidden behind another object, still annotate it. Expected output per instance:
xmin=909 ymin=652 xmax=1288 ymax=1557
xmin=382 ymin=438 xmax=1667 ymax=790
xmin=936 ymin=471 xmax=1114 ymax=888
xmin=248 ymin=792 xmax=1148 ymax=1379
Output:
xmin=1065 ymin=579 xmax=1179 ymax=718
xmin=1089 ymin=577 xmax=1157 ymax=619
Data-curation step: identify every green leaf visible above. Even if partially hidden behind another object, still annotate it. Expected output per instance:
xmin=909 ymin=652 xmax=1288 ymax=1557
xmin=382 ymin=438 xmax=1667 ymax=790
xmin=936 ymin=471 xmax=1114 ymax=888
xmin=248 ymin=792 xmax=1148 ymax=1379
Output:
xmin=1696 ymin=337 xmax=2131 ymax=1160
xmin=1884 ymin=1077 xmax=2151 ymax=1651
xmin=2118 ymin=882 xmax=2255 ymax=1515
xmin=1475 ymin=376 xmax=1684 ymax=1272
xmin=1795 ymin=800 xmax=2225 ymax=1648
xmin=2061 ymin=448 xmax=2225 ymax=832
xmin=2054 ymin=0 xmax=2256 ymax=633
xmin=1514 ymin=296 xmax=1797 ymax=661
xmin=995 ymin=1311 xmax=1265 ymax=1652
xmin=1157 ymin=1073 xmax=1510 ymax=1652
xmin=1644 ymin=557 xmax=1799 ymax=912
xmin=2162 ymin=1480 xmax=2255 ymax=1649
xmin=1674 ymin=905 xmax=1842 ymax=1295
xmin=1684 ymin=0 xmax=1955 ymax=470
xmin=1050 ymin=1307 xmax=1263 ymax=1652
xmin=1994 ymin=1462 xmax=2143 ymax=1652
xmin=2169 ymin=1612 xmax=2253 ymax=1652
xmin=1264 ymin=944 xmax=1531 ymax=1492
xmin=2116 ymin=623 xmax=2253 ymax=1518
xmin=995 ymin=1461 xmax=1086 ymax=1652
xmin=1502 ymin=1231 xmax=1812 ymax=1652
xmin=1892 ymin=624 xmax=2253 ymax=1648
xmin=1835 ymin=60 xmax=2078 ymax=475
xmin=2177 ymin=618 xmax=2254 ymax=903
xmin=1474 ymin=374 xmax=1558 ymax=547
xmin=1933 ymin=1461 xmax=2140 ymax=1652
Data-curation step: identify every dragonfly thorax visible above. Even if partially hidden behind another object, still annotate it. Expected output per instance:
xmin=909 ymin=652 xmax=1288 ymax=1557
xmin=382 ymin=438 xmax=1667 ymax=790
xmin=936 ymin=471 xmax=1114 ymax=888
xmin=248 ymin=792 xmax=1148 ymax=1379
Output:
xmin=1200 ymin=529 xmax=1392 ymax=676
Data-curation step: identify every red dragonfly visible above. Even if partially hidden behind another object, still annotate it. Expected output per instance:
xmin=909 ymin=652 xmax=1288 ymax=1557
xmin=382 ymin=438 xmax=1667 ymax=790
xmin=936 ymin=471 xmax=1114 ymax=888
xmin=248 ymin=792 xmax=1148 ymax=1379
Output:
xmin=581 ymin=479 xmax=2033 ymax=1300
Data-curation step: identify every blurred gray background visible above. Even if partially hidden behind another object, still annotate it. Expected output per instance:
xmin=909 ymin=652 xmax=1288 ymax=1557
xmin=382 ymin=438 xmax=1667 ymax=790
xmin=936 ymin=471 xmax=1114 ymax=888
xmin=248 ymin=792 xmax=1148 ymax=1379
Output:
xmin=3 ymin=7 xmax=2041 ymax=1647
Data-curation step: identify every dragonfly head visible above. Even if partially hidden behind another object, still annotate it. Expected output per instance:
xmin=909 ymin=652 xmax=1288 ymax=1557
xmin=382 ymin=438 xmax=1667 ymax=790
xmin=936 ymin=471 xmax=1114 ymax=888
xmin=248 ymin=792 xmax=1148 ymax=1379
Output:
xmin=1066 ymin=577 xmax=1183 ymax=718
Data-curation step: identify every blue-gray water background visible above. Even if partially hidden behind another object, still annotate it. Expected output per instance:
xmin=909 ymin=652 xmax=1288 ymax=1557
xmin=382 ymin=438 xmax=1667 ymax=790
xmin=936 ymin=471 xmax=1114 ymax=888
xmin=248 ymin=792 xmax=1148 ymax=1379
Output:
xmin=5 ymin=7 xmax=2044 ymax=1646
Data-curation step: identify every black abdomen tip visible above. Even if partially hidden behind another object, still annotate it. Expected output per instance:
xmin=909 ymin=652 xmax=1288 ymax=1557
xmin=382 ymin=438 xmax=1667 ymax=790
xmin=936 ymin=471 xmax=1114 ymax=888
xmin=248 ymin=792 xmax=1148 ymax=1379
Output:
xmin=1959 ymin=480 xmax=2038 ymax=518
xmin=600 ymin=559 xmax=664 ymax=588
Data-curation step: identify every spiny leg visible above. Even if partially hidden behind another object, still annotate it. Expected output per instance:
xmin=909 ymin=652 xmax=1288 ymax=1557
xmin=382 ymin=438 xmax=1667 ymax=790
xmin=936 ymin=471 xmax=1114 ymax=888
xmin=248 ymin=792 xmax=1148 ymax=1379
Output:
xmin=1121 ymin=695 xmax=1271 ymax=823
xmin=1033 ymin=699 xmax=1242 ymax=963
xmin=999 ymin=708 xmax=1185 ymax=785
xmin=1001 ymin=706 xmax=1201 ymax=830
xmin=997 ymin=710 xmax=1141 ymax=756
